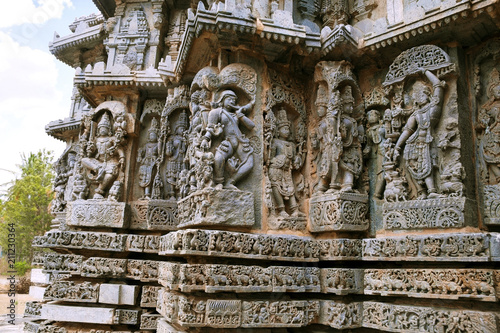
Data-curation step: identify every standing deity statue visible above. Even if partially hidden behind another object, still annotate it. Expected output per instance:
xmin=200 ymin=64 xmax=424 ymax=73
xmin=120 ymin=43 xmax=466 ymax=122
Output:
xmin=266 ymin=109 xmax=305 ymax=218
xmin=312 ymin=86 xmax=363 ymax=194
xmin=165 ymin=111 xmax=189 ymax=199
xmin=363 ymin=110 xmax=386 ymax=199
xmin=137 ymin=118 xmax=161 ymax=199
xmin=392 ymin=69 xmax=445 ymax=199
xmin=52 ymin=152 xmax=76 ymax=213
xmin=81 ymin=113 xmax=125 ymax=199
xmin=478 ymin=68 xmax=500 ymax=184
xmin=201 ymin=90 xmax=255 ymax=190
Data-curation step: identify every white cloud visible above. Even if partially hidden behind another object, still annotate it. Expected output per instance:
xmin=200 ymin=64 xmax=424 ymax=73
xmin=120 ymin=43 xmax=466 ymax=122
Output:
xmin=0 ymin=31 xmax=66 ymax=187
xmin=0 ymin=0 xmax=73 ymax=29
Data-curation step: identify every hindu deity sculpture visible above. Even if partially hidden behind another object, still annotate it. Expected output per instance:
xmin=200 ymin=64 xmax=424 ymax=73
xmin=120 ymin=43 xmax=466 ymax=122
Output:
xmin=392 ymin=68 xmax=445 ymax=199
xmin=137 ymin=118 xmax=161 ymax=199
xmin=266 ymin=108 xmax=305 ymax=217
xmin=201 ymin=90 xmax=255 ymax=190
xmin=363 ymin=110 xmax=386 ymax=199
xmin=81 ymin=113 xmax=125 ymax=199
xmin=478 ymin=68 xmax=500 ymax=184
xmin=165 ymin=111 xmax=189 ymax=199
xmin=313 ymin=86 xmax=363 ymax=194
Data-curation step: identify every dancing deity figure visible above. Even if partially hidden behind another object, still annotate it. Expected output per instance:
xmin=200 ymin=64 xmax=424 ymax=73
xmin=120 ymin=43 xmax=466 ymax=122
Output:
xmin=81 ymin=113 xmax=125 ymax=199
xmin=201 ymin=90 xmax=255 ymax=190
xmin=267 ymin=109 xmax=304 ymax=217
xmin=478 ymin=68 xmax=500 ymax=184
xmin=137 ymin=118 xmax=161 ymax=199
xmin=393 ymin=69 xmax=445 ymax=199
xmin=165 ymin=111 xmax=189 ymax=199
xmin=313 ymin=86 xmax=363 ymax=194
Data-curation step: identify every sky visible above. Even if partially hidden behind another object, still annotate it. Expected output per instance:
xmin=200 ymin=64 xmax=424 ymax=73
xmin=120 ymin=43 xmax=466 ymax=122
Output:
xmin=0 ymin=0 xmax=99 ymax=189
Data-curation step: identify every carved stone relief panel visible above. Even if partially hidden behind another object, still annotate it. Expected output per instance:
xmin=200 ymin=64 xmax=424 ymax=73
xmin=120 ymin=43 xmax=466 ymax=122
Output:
xmin=263 ymin=69 xmax=307 ymax=230
xmin=362 ymin=233 xmax=490 ymax=261
xmin=75 ymin=101 xmax=130 ymax=201
xmin=43 ymin=281 xmax=99 ymax=302
xmin=380 ymin=45 xmax=474 ymax=230
xmin=177 ymin=64 xmax=259 ymax=228
xmin=310 ymin=61 xmax=368 ymax=232
xmin=362 ymin=302 xmax=498 ymax=333
xmin=364 ymin=269 xmax=497 ymax=301
xmin=159 ymin=229 xmax=320 ymax=262
xmin=473 ymin=38 xmax=500 ymax=226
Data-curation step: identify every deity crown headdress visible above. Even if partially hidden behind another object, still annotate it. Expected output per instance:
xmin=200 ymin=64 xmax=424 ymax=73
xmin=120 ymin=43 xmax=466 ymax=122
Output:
xmin=177 ymin=110 xmax=189 ymax=129
xmin=97 ymin=113 xmax=111 ymax=130
xmin=148 ymin=117 xmax=159 ymax=136
xmin=341 ymin=85 xmax=355 ymax=104
xmin=276 ymin=109 xmax=290 ymax=129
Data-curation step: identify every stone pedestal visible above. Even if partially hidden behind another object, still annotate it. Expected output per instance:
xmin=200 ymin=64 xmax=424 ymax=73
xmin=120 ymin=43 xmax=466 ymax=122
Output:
xmin=309 ymin=192 xmax=369 ymax=232
xmin=268 ymin=215 xmax=307 ymax=231
xmin=177 ymin=188 xmax=254 ymax=228
xmin=131 ymin=199 xmax=179 ymax=230
xmin=67 ymin=200 xmax=128 ymax=228
xmin=383 ymin=197 xmax=467 ymax=230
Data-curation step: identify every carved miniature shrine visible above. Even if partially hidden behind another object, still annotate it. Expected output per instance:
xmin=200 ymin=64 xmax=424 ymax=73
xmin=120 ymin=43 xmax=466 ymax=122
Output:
xmin=28 ymin=0 xmax=500 ymax=332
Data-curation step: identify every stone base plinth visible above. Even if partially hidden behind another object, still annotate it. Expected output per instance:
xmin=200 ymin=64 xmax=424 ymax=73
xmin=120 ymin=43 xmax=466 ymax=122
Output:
xmin=484 ymin=185 xmax=500 ymax=226
xmin=67 ymin=200 xmax=128 ymax=228
xmin=177 ymin=188 xmax=254 ymax=228
xmin=383 ymin=197 xmax=467 ymax=230
xmin=268 ymin=215 xmax=307 ymax=231
xmin=309 ymin=192 xmax=369 ymax=232
xmin=131 ymin=199 xmax=179 ymax=230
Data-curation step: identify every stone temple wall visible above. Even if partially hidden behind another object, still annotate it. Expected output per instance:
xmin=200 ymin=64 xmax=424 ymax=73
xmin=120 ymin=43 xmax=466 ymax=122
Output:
xmin=27 ymin=0 xmax=500 ymax=332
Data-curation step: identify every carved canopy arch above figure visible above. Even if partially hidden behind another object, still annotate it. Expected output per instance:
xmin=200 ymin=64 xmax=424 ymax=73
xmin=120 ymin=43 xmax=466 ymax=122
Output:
xmin=383 ymin=45 xmax=455 ymax=88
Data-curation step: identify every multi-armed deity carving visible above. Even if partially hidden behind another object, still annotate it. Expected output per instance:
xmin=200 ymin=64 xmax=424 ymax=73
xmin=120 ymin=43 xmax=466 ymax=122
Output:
xmin=76 ymin=102 xmax=128 ymax=200
xmin=60 ymin=101 xmax=130 ymax=228
xmin=309 ymin=61 xmax=368 ymax=232
xmin=381 ymin=45 xmax=468 ymax=230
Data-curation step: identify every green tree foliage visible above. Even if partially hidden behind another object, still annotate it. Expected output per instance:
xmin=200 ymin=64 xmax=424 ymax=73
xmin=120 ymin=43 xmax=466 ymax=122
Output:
xmin=0 ymin=150 xmax=54 ymax=263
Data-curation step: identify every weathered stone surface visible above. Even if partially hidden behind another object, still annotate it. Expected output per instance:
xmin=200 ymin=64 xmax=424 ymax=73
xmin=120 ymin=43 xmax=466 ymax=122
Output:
xmin=99 ymin=284 xmax=139 ymax=305
xmin=484 ymin=184 xmax=500 ymax=225
xmin=29 ymin=286 xmax=46 ymax=300
xmin=67 ymin=200 xmax=129 ymax=228
xmin=34 ymin=230 xmax=127 ymax=251
xmin=30 ymin=268 xmax=50 ymax=285
xmin=41 ymin=304 xmax=115 ymax=324
xmin=177 ymin=188 xmax=254 ymax=228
